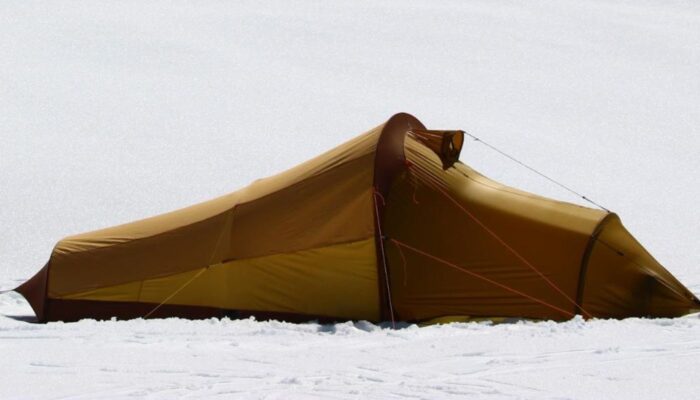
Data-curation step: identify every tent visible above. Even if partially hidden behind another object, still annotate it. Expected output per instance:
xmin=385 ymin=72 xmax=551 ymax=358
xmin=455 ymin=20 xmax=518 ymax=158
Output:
xmin=16 ymin=113 xmax=700 ymax=323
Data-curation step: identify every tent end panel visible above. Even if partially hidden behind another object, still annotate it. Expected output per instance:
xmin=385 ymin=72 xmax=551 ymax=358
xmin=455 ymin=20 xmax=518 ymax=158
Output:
xmin=582 ymin=215 xmax=699 ymax=318
xmin=15 ymin=263 xmax=49 ymax=322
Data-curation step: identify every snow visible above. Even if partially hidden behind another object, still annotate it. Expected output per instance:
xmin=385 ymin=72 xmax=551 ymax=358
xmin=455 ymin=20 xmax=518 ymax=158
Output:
xmin=2 ymin=292 xmax=700 ymax=399
xmin=1 ymin=1 xmax=699 ymax=398
xmin=2 ymin=296 xmax=699 ymax=399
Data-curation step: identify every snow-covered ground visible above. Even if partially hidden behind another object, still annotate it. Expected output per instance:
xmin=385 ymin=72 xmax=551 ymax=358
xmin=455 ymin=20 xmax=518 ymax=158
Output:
xmin=1 ymin=1 xmax=699 ymax=398
xmin=1 ymin=301 xmax=699 ymax=399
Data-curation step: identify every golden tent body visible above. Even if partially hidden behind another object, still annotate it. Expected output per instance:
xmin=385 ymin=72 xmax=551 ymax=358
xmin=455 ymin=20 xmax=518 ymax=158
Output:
xmin=16 ymin=113 xmax=700 ymax=322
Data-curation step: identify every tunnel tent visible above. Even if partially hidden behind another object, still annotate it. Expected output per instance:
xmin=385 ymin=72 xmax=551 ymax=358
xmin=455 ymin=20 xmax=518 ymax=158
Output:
xmin=15 ymin=113 xmax=700 ymax=323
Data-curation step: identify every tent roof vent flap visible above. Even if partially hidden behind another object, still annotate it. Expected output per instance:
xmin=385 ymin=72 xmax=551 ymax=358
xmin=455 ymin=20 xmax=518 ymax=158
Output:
xmin=409 ymin=129 xmax=464 ymax=169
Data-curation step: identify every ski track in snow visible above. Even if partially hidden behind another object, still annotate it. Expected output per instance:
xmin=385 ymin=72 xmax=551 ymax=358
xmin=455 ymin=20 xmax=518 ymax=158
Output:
xmin=1 ymin=1 xmax=699 ymax=398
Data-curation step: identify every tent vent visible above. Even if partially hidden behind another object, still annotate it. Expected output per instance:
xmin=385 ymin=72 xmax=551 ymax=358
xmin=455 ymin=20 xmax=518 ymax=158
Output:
xmin=410 ymin=129 xmax=464 ymax=169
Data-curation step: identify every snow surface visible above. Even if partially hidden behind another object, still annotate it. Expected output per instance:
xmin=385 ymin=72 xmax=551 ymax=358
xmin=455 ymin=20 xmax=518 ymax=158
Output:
xmin=1 ymin=1 xmax=699 ymax=398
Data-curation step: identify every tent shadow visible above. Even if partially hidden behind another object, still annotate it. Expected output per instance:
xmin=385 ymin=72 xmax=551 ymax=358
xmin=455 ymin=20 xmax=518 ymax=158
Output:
xmin=3 ymin=314 xmax=40 ymax=323
xmin=315 ymin=320 xmax=414 ymax=333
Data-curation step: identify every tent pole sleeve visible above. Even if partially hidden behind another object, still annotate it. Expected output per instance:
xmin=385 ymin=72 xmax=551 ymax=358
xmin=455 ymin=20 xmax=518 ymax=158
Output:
xmin=575 ymin=212 xmax=615 ymax=318
xmin=371 ymin=113 xmax=426 ymax=323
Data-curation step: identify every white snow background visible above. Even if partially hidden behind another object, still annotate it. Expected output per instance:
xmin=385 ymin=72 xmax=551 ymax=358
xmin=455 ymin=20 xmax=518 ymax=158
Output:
xmin=1 ymin=1 xmax=699 ymax=399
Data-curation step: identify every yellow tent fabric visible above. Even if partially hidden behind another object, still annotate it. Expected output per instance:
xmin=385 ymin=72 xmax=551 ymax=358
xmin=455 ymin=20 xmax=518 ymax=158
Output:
xmin=16 ymin=113 xmax=700 ymax=322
